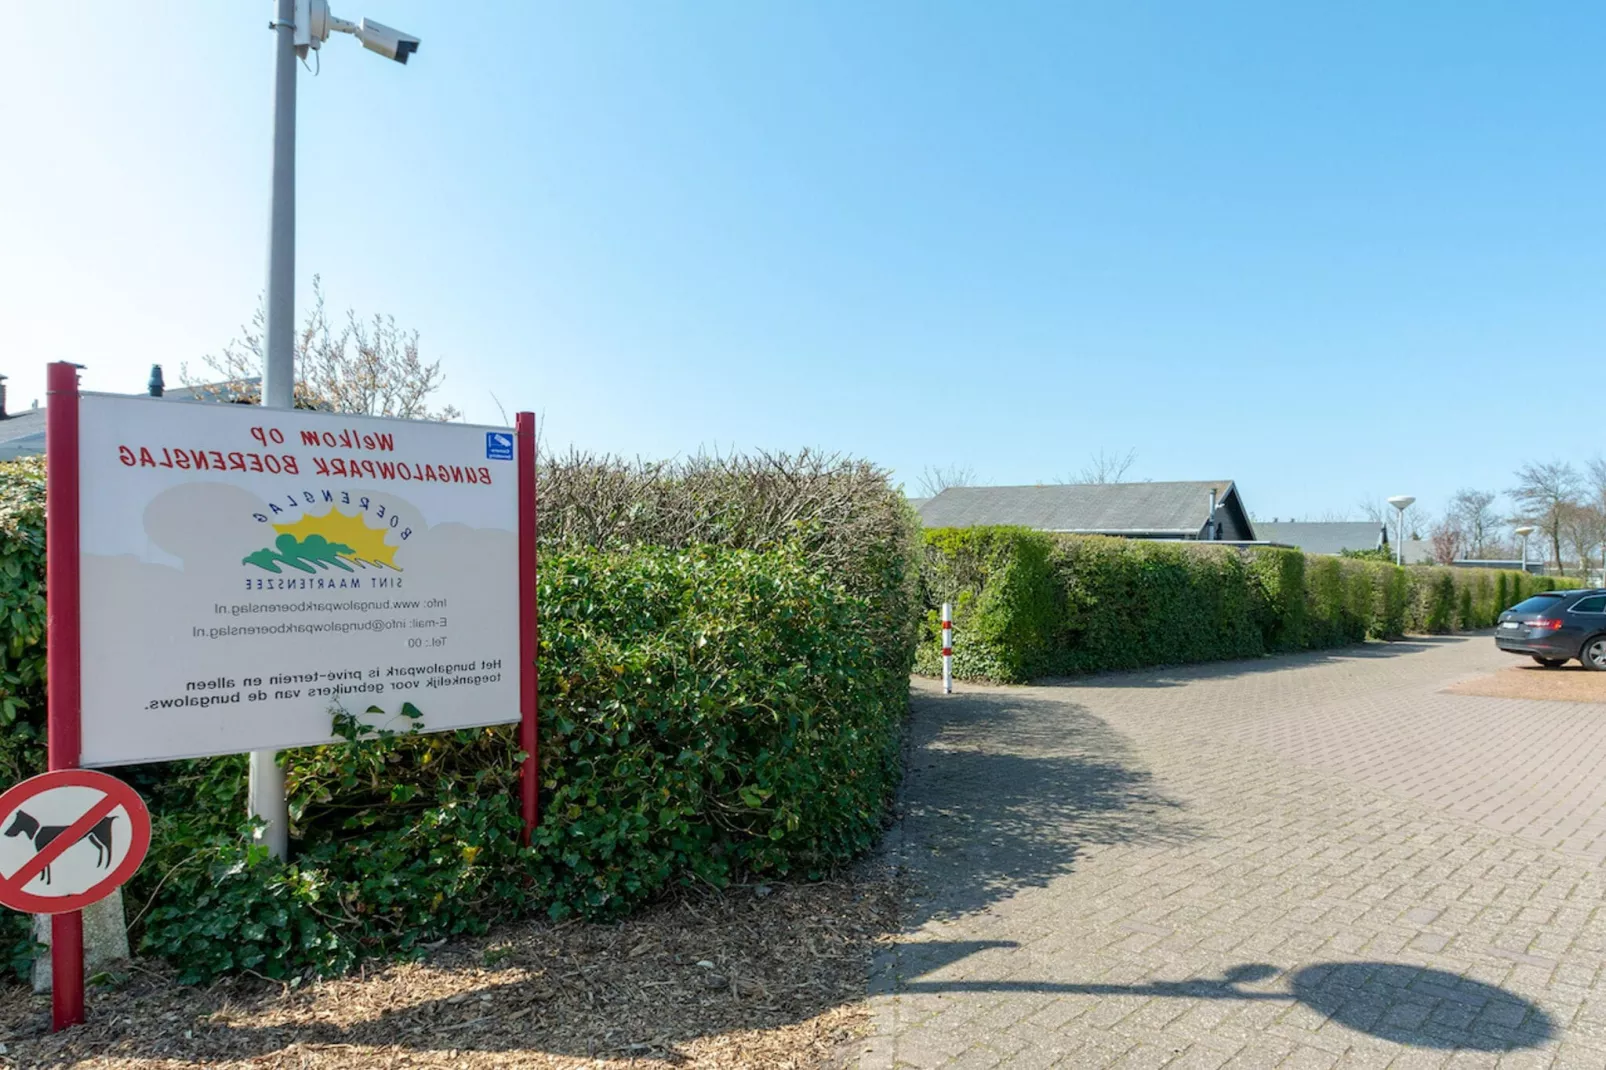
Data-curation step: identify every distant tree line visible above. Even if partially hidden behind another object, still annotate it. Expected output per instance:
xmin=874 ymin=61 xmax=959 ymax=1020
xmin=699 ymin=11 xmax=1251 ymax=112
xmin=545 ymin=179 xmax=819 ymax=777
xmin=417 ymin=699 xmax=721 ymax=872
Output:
xmin=1426 ymin=459 xmax=1606 ymax=576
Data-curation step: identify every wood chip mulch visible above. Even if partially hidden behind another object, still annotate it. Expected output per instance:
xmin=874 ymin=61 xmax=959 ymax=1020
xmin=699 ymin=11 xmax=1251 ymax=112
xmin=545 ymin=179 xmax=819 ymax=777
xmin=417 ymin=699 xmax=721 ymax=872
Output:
xmin=0 ymin=871 xmax=900 ymax=1070
xmin=1444 ymin=663 xmax=1606 ymax=703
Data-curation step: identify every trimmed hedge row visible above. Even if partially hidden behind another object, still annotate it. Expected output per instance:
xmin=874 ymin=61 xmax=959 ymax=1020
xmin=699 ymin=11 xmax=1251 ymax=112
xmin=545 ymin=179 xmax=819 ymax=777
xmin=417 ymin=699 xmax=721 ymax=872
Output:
xmin=1 ymin=455 xmax=921 ymax=982
xmin=917 ymin=527 xmax=1583 ymax=683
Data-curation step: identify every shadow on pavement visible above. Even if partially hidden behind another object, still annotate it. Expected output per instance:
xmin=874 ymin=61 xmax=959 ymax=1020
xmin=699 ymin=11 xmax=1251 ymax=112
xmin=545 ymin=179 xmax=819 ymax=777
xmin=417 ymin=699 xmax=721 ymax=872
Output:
xmin=896 ymin=687 xmax=1196 ymax=925
xmin=895 ymin=956 xmax=1553 ymax=1052
xmin=1026 ymin=636 xmax=1470 ymax=690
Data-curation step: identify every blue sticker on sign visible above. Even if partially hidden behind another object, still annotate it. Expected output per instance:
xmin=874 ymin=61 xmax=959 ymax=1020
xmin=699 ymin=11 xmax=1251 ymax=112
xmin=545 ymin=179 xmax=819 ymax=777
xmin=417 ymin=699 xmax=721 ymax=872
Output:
xmin=486 ymin=432 xmax=514 ymax=461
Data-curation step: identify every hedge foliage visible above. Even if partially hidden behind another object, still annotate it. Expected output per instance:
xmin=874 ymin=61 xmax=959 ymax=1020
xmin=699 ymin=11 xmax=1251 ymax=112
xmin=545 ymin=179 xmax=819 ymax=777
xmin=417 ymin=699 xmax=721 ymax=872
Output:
xmin=918 ymin=527 xmax=1584 ymax=683
xmin=1 ymin=453 xmax=920 ymax=983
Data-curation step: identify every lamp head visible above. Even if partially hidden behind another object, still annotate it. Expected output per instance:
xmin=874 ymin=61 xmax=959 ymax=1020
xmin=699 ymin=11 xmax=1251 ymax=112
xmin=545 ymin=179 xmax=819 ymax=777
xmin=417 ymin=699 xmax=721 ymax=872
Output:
xmin=1387 ymin=495 xmax=1416 ymax=512
xmin=1515 ymin=525 xmax=1536 ymax=537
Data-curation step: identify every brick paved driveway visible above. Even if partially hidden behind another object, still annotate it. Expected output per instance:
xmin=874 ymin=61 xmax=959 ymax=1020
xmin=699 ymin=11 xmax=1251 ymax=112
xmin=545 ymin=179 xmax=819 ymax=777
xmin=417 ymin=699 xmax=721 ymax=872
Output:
xmin=860 ymin=637 xmax=1606 ymax=1069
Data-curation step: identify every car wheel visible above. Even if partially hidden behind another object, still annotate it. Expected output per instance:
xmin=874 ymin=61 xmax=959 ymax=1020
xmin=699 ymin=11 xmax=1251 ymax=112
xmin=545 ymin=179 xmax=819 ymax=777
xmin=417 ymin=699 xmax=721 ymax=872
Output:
xmin=1583 ymin=636 xmax=1606 ymax=672
xmin=1533 ymin=656 xmax=1569 ymax=669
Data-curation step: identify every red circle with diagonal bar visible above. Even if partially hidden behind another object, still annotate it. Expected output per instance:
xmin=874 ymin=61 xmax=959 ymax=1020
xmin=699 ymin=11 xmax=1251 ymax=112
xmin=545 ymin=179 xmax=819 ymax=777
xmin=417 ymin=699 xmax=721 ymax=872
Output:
xmin=0 ymin=769 xmax=151 ymax=915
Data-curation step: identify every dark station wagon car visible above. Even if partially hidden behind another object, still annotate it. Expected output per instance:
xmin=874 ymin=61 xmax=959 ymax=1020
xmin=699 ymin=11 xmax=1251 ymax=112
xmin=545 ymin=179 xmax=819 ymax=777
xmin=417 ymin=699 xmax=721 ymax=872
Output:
xmin=1495 ymin=589 xmax=1606 ymax=670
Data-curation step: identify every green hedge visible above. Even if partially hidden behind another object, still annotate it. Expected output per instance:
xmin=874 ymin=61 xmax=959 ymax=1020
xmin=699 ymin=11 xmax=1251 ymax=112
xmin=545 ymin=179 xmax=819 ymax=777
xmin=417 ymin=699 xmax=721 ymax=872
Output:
xmin=1 ymin=455 xmax=919 ymax=983
xmin=918 ymin=527 xmax=1584 ymax=683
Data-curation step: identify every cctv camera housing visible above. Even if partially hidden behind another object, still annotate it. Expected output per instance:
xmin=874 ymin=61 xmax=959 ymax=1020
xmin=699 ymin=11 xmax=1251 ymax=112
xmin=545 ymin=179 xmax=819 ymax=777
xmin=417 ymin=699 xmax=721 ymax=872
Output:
xmin=356 ymin=18 xmax=420 ymax=63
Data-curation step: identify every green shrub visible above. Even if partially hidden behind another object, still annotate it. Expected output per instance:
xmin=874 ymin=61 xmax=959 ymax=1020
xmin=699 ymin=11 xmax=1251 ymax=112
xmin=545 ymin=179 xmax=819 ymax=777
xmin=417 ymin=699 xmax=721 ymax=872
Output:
xmin=122 ymin=543 xmax=903 ymax=982
xmin=0 ymin=457 xmax=45 ymax=789
xmin=914 ymin=528 xmax=1057 ymax=681
xmin=2 ymin=452 xmax=920 ymax=983
xmin=919 ymin=526 xmax=1586 ymax=683
xmin=1374 ymin=563 xmax=1410 ymax=639
xmin=1045 ymin=538 xmax=1265 ymax=676
xmin=1247 ymin=548 xmax=1306 ymax=651
xmin=0 ymin=458 xmax=45 ymax=973
xmin=922 ymin=532 xmax=1271 ymax=681
xmin=1422 ymin=571 xmax=1458 ymax=633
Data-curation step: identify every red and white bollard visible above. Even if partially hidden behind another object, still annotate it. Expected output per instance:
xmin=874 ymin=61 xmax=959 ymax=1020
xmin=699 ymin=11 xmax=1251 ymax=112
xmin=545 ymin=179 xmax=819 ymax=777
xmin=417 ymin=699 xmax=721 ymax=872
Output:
xmin=941 ymin=602 xmax=953 ymax=694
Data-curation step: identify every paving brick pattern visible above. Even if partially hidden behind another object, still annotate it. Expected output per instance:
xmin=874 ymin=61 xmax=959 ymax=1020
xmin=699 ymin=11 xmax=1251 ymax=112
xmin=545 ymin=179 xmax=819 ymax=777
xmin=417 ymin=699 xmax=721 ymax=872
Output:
xmin=860 ymin=638 xmax=1606 ymax=1069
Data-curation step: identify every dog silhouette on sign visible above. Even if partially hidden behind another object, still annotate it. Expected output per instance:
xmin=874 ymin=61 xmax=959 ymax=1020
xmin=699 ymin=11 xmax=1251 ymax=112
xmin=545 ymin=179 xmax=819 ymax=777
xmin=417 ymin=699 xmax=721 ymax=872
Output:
xmin=2 ymin=810 xmax=115 ymax=885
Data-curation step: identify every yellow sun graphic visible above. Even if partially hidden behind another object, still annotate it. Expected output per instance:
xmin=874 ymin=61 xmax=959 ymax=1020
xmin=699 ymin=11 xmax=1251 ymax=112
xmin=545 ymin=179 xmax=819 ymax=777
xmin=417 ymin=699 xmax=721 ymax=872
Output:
xmin=273 ymin=510 xmax=401 ymax=570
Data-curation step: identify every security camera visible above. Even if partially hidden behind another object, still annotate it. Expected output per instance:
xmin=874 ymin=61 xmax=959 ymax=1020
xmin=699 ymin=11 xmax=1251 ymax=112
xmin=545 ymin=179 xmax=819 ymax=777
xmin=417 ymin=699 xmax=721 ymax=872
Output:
xmin=354 ymin=19 xmax=419 ymax=63
xmin=292 ymin=0 xmax=420 ymax=65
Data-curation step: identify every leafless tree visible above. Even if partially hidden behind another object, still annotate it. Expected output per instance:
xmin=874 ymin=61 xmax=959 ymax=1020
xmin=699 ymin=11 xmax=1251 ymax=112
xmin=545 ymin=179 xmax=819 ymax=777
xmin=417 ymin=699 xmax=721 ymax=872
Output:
xmin=1448 ymin=489 xmax=1499 ymax=557
xmin=1075 ymin=448 xmax=1137 ymax=485
xmin=1561 ymin=502 xmax=1606 ymax=580
xmin=1510 ymin=460 xmax=1583 ymax=575
xmin=917 ymin=464 xmax=976 ymax=498
xmin=185 ymin=276 xmax=462 ymax=421
xmin=1427 ymin=516 xmax=1464 ymax=565
xmin=1589 ymin=456 xmax=1606 ymax=513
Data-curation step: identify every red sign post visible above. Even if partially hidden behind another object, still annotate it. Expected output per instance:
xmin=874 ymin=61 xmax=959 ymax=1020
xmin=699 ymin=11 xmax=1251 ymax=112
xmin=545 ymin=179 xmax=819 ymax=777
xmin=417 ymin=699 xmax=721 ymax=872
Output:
xmin=516 ymin=412 xmax=540 ymax=842
xmin=45 ymin=361 xmax=87 ymax=1030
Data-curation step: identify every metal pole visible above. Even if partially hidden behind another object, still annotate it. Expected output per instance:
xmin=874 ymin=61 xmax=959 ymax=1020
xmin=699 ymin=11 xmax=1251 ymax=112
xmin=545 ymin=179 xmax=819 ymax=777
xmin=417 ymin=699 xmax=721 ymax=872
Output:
xmin=941 ymin=603 xmax=953 ymax=695
xmin=516 ymin=413 xmax=540 ymax=843
xmin=249 ymin=0 xmax=298 ymax=860
xmin=1396 ymin=510 xmax=1403 ymax=567
xmin=45 ymin=363 xmax=85 ymax=1031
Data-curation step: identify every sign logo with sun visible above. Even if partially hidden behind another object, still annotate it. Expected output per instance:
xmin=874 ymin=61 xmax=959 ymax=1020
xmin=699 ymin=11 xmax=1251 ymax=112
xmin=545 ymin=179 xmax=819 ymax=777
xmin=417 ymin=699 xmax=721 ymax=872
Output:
xmin=242 ymin=510 xmax=402 ymax=575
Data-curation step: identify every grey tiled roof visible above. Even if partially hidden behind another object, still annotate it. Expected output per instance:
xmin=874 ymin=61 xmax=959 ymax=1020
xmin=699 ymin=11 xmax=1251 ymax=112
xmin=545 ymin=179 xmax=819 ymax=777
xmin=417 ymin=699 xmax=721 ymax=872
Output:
xmin=0 ymin=378 xmax=274 ymax=461
xmin=917 ymin=481 xmax=1239 ymax=536
xmin=165 ymin=377 xmax=263 ymax=403
xmin=1255 ymin=522 xmax=1387 ymax=556
xmin=0 ymin=408 xmax=47 ymax=460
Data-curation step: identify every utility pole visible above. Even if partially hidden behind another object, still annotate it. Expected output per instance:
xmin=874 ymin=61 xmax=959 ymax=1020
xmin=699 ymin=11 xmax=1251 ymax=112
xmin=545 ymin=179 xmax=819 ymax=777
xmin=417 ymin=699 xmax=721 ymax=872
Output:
xmin=250 ymin=0 xmax=421 ymax=858
xmin=250 ymin=0 xmax=299 ymax=860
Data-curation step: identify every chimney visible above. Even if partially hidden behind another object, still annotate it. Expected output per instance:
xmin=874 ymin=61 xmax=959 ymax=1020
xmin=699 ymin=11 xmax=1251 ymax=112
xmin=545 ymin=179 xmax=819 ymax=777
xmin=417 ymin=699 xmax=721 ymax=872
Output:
xmin=148 ymin=364 xmax=165 ymax=398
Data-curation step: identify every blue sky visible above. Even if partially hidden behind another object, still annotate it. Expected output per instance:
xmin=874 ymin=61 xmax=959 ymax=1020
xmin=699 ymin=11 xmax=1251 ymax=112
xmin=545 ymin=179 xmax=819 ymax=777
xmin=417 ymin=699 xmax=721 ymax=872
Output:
xmin=2 ymin=3 xmax=1601 ymax=524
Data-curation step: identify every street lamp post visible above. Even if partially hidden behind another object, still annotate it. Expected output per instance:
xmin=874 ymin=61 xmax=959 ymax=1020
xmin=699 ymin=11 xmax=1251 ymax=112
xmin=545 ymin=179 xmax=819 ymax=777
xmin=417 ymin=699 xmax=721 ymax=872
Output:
xmin=251 ymin=0 xmax=421 ymax=860
xmin=1387 ymin=496 xmax=1415 ymax=567
xmin=1515 ymin=525 xmax=1536 ymax=576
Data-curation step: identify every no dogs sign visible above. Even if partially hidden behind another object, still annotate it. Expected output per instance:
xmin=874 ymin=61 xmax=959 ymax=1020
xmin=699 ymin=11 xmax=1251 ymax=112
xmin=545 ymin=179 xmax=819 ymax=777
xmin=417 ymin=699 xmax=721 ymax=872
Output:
xmin=0 ymin=769 xmax=151 ymax=915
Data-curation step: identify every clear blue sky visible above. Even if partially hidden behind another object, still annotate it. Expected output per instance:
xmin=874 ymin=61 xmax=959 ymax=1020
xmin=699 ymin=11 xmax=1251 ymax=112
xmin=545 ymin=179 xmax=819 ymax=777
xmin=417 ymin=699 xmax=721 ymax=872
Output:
xmin=2 ymin=3 xmax=1601 ymax=524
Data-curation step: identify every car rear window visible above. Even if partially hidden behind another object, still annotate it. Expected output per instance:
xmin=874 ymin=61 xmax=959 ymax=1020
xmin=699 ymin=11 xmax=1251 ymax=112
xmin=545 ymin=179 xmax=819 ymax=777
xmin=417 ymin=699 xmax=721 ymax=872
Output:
xmin=1510 ymin=594 xmax=1565 ymax=614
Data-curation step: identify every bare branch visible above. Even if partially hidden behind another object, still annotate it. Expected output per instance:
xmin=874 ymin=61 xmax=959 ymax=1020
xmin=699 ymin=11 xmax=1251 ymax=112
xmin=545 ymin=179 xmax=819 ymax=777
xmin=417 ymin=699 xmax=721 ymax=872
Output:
xmin=188 ymin=276 xmax=460 ymax=420
xmin=1075 ymin=448 xmax=1137 ymax=485
xmin=917 ymin=464 xmax=976 ymax=498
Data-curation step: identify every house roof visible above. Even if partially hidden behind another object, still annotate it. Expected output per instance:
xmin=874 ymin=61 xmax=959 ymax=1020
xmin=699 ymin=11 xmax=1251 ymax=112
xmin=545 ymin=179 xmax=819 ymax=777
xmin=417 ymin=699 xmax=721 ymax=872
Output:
xmin=917 ymin=480 xmax=1251 ymax=538
xmin=1401 ymin=539 xmax=1437 ymax=565
xmin=0 ymin=377 xmax=288 ymax=462
xmin=0 ymin=407 xmax=47 ymax=461
xmin=1254 ymin=522 xmax=1387 ymax=556
xmin=166 ymin=377 xmax=263 ymax=404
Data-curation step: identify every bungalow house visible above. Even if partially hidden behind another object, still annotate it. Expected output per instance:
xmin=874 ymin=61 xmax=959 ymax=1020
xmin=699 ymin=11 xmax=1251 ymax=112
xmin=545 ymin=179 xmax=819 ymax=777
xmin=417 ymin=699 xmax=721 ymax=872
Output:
xmin=916 ymin=480 xmax=1255 ymax=541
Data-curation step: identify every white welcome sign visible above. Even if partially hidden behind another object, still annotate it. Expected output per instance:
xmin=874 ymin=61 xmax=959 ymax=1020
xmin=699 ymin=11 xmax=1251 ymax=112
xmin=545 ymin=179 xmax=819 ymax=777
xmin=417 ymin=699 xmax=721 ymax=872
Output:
xmin=75 ymin=393 xmax=523 ymax=766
